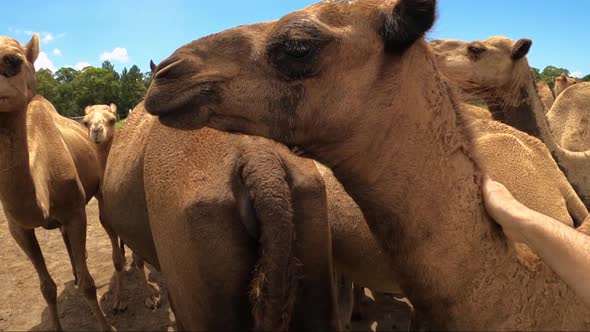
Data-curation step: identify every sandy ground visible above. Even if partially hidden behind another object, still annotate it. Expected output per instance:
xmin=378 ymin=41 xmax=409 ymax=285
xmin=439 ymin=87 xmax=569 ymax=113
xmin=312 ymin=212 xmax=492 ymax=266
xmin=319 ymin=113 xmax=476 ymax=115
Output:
xmin=0 ymin=199 xmax=414 ymax=331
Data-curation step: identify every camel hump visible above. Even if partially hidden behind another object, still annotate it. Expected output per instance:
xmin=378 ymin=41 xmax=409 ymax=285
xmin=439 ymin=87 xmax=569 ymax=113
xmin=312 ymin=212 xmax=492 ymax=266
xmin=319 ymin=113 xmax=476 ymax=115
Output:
xmin=237 ymin=147 xmax=299 ymax=331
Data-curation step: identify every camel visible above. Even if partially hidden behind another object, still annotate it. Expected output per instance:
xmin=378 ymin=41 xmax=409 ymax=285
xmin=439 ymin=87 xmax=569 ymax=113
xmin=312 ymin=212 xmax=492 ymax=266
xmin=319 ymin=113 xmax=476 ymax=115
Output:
xmin=142 ymin=0 xmax=590 ymax=329
xmin=553 ymin=74 xmax=577 ymax=97
xmin=547 ymin=82 xmax=590 ymax=152
xmin=102 ymin=103 xmax=342 ymax=330
xmin=0 ymin=35 xmax=111 ymax=330
xmin=430 ymin=36 xmax=590 ymax=208
xmin=536 ymin=80 xmax=554 ymax=110
xmin=81 ymin=104 xmax=160 ymax=312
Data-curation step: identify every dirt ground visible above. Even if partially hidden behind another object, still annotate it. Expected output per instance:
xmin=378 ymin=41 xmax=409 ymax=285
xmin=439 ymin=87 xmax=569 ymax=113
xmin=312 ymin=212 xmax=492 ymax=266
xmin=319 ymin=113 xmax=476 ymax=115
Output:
xmin=0 ymin=199 xmax=414 ymax=331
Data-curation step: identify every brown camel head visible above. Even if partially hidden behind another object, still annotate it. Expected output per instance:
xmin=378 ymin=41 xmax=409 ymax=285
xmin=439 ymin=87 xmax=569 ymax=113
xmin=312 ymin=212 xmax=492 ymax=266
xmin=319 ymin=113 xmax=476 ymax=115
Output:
xmin=0 ymin=34 xmax=39 ymax=112
xmin=145 ymin=0 xmax=436 ymax=146
xmin=553 ymin=74 xmax=577 ymax=97
xmin=82 ymin=104 xmax=118 ymax=144
xmin=430 ymin=36 xmax=532 ymax=92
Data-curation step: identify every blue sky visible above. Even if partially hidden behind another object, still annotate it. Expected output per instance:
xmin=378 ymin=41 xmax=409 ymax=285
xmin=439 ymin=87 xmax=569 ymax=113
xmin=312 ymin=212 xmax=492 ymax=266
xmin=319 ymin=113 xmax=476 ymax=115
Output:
xmin=5 ymin=1 xmax=590 ymax=77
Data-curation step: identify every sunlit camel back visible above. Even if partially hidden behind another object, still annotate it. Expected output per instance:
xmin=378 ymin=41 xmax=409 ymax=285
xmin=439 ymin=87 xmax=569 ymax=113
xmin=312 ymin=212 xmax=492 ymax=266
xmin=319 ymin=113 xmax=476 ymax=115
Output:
xmin=547 ymin=82 xmax=590 ymax=152
xmin=143 ymin=0 xmax=590 ymax=329
xmin=0 ymin=35 xmax=111 ymax=330
xmin=553 ymin=74 xmax=577 ymax=97
xmin=431 ymin=36 xmax=590 ymax=208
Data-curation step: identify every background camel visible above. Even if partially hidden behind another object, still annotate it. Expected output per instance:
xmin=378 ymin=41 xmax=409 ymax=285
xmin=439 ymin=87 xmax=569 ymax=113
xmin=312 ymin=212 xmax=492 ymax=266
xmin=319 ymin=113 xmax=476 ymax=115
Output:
xmin=143 ymin=0 xmax=590 ymax=329
xmin=536 ymin=80 xmax=554 ymax=110
xmin=547 ymin=82 xmax=590 ymax=151
xmin=553 ymin=74 xmax=577 ymax=97
xmin=430 ymin=36 xmax=590 ymax=208
xmin=81 ymin=104 xmax=160 ymax=312
xmin=0 ymin=35 xmax=111 ymax=330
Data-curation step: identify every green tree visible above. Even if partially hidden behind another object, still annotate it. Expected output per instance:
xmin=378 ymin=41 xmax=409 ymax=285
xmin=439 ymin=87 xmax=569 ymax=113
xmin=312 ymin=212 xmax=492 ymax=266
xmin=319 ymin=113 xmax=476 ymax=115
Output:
xmin=118 ymin=65 xmax=147 ymax=118
xmin=582 ymin=74 xmax=590 ymax=82
xmin=74 ymin=66 xmax=120 ymax=114
xmin=531 ymin=67 xmax=541 ymax=81
xmin=36 ymin=69 xmax=58 ymax=102
xmin=540 ymin=66 xmax=570 ymax=89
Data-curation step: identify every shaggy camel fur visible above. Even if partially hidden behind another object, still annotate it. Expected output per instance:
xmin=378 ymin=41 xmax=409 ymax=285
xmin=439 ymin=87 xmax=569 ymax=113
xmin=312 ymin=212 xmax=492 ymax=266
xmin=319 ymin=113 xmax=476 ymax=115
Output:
xmin=547 ymin=82 xmax=590 ymax=151
xmin=81 ymin=104 xmax=160 ymax=311
xmin=143 ymin=0 xmax=590 ymax=329
xmin=431 ymin=36 xmax=590 ymax=208
xmin=536 ymin=80 xmax=554 ymax=110
xmin=553 ymin=74 xmax=577 ymax=97
xmin=103 ymin=104 xmax=343 ymax=330
xmin=0 ymin=35 xmax=111 ymax=330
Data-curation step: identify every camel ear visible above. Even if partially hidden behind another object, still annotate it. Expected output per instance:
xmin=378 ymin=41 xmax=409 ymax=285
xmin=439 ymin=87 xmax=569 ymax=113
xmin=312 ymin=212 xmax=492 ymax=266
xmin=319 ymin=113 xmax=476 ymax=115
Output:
xmin=560 ymin=74 xmax=566 ymax=80
xmin=511 ymin=38 xmax=531 ymax=60
xmin=109 ymin=103 xmax=117 ymax=115
xmin=25 ymin=34 xmax=40 ymax=64
xmin=380 ymin=0 xmax=436 ymax=53
xmin=150 ymin=60 xmax=157 ymax=73
xmin=84 ymin=106 xmax=92 ymax=115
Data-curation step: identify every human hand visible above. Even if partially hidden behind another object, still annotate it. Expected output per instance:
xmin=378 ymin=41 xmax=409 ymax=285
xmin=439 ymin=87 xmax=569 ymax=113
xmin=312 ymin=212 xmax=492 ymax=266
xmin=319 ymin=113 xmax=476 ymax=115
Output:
xmin=481 ymin=174 xmax=533 ymax=244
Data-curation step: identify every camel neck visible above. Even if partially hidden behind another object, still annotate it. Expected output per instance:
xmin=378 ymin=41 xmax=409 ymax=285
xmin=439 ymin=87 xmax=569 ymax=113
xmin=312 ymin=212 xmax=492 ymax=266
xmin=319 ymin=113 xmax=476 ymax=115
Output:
xmin=0 ymin=109 xmax=44 ymax=221
xmin=307 ymin=47 xmax=521 ymax=327
xmin=483 ymin=74 xmax=560 ymax=153
xmin=96 ymin=139 xmax=113 ymax=177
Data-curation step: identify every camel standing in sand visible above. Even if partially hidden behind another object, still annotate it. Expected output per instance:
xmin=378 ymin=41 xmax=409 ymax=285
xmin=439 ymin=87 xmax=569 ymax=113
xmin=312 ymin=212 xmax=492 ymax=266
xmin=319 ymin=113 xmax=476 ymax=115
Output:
xmin=547 ymin=82 xmax=590 ymax=152
xmin=81 ymin=104 xmax=160 ymax=312
xmin=143 ymin=0 xmax=590 ymax=329
xmin=553 ymin=74 xmax=577 ymax=97
xmin=431 ymin=36 xmax=590 ymax=208
xmin=0 ymin=35 xmax=111 ymax=331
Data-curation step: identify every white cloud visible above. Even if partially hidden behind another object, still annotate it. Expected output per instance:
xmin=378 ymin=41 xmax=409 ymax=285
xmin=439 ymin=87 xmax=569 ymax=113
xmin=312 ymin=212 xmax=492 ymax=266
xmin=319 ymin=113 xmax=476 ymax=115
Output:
xmin=23 ymin=31 xmax=62 ymax=44
xmin=74 ymin=62 xmax=93 ymax=70
xmin=35 ymin=52 xmax=56 ymax=72
xmin=53 ymin=48 xmax=62 ymax=56
xmin=570 ymin=71 xmax=582 ymax=78
xmin=100 ymin=47 xmax=129 ymax=63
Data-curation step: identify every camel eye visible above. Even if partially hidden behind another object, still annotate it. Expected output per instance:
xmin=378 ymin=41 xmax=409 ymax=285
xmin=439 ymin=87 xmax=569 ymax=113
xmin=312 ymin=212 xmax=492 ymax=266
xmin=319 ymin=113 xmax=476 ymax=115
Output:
xmin=3 ymin=55 xmax=23 ymax=68
xmin=82 ymin=120 xmax=89 ymax=126
xmin=283 ymin=40 xmax=315 ymax=59
xmin=467 ymin=45 xmax=486 ymax=55
xmin=268 ymin=39 xmax=320 ymax=80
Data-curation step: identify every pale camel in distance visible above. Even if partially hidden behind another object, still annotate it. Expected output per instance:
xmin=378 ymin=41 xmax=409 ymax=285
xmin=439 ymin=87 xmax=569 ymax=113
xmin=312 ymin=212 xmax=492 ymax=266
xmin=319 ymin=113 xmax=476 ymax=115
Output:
xmin=143 ymin=0 xmax=590 ymax=329
xmin=431 ymin=36 xmax=590 ymax=208
xmin=553 ymin=74 xmax=577 ymax=97
xmin=0 ymin=35 xmax=111 ymax=330
xmin=547 ymin=82 xmax=590 ymax=152
xmin=82 ymin=103 xmax=161 ymax=312
xmin=536 ymin=80 xmax=554 ymax=110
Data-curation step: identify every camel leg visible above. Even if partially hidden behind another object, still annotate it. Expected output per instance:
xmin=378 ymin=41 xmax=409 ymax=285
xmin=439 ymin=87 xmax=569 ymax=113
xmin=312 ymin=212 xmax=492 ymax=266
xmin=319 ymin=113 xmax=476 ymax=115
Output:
xmin=335 ymin=271 xmax=354 ymax=330
xmin=283 ymin=156 xmax=341 ymax=331
xmin=97 ymin=201 xmax=127 ymax=313
xmin=351 ymin=285 xmax=365 ymax=321
xmin=132 ymin=252 xmax=161 ymax=310
xmin=60 ymin=226 xmax=78 ymax=285
xmin=61 ymin=208 xmax=112 ymax=331
xmin=7 ymin=221 xmax=62 ymax=331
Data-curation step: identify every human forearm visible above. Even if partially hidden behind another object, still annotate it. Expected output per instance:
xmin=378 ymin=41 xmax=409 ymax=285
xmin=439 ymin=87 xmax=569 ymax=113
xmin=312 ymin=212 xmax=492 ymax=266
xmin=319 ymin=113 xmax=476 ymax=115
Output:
xmin=521 ymin=210 xmax=590 ymax=307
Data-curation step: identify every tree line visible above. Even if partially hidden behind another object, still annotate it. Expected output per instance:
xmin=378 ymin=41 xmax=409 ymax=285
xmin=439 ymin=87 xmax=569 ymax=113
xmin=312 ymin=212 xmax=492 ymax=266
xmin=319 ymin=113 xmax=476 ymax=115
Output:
xmin=35 ymin=60 xmax=152 ymax=119
xmin=36 ymin=62 xmax=589 ymax=120
xmin=532 ymin=66 xmax=590 ymax=89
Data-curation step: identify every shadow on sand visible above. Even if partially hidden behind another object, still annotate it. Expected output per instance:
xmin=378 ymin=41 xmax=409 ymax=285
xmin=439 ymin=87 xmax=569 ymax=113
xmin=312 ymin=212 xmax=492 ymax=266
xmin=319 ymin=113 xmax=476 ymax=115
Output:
xmin=29 ymin=264 xmax=175 ymax=331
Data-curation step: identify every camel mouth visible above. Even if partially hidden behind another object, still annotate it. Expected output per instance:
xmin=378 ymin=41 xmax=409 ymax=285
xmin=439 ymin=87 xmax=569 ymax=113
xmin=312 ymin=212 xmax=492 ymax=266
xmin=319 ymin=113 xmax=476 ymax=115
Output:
xmin=145 ymin=80 xmax=221 ymax=118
